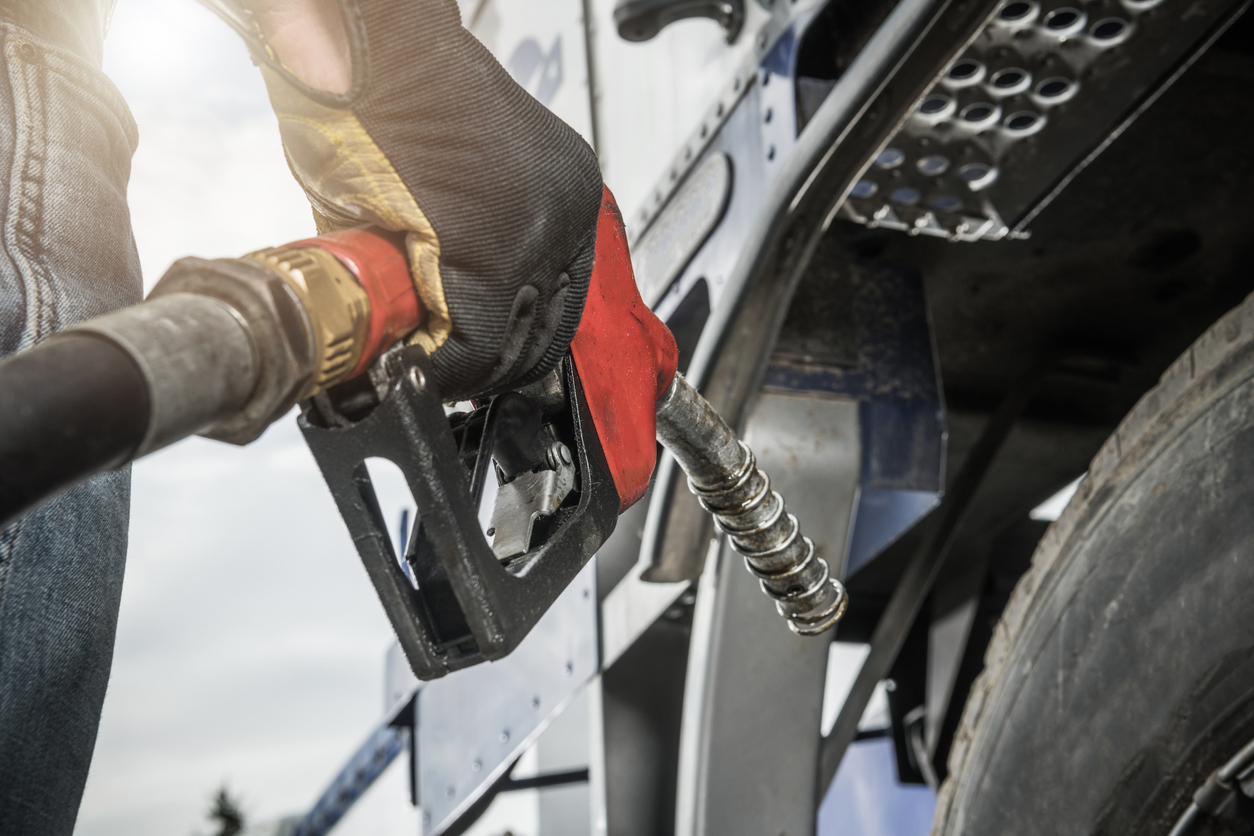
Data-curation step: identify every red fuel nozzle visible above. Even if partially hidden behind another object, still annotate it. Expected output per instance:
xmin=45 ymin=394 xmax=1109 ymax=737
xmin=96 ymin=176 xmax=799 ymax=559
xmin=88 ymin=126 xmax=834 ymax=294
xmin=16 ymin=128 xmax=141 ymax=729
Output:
xmin=570 ymin=186 xmax=678 ymax=512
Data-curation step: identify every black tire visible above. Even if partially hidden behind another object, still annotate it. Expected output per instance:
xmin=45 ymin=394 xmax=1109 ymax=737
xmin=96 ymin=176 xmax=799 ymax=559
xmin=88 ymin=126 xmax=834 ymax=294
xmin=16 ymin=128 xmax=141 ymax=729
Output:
xmin=934 ymin=292 xmax=1254 ymax=836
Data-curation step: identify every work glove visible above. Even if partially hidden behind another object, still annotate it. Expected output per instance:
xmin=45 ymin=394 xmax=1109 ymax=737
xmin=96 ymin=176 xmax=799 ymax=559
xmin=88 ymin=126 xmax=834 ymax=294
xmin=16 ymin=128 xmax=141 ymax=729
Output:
xmin=202 ymin=0 xmax=603 ymax=400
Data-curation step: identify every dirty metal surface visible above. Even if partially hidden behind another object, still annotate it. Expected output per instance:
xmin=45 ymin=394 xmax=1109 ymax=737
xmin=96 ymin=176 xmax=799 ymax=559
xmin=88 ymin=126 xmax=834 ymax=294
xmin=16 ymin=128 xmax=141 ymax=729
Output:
xmin=766 ymin=256 xmax=945 ymax=578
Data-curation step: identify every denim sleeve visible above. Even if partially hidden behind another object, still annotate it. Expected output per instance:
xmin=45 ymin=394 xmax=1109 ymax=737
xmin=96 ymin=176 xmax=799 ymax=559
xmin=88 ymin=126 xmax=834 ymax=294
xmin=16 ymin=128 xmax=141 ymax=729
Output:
xmin=0 ymin=6 xmax=141 ymax=833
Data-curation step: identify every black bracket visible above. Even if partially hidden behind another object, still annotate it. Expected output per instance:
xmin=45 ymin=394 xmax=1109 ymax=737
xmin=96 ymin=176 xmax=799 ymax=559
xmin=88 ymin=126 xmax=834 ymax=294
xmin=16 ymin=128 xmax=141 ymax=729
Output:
xmin=613 ymin=0 xmax=745 ymax=44
xmin=299 ymin=346 xmax=618 ymax=680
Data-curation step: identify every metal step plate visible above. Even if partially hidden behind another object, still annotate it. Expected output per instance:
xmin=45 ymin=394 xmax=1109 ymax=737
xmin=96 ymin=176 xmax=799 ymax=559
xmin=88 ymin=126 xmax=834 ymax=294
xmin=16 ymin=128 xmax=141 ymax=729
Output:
xmin=837 ymin=0 xmax=1250 ymax=240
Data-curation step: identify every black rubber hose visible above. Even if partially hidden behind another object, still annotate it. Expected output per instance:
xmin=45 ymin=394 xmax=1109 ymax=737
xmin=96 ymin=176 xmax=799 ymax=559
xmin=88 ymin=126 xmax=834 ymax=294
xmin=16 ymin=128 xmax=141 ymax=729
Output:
xmin=0 ymin=334 xmax=150 ymax=527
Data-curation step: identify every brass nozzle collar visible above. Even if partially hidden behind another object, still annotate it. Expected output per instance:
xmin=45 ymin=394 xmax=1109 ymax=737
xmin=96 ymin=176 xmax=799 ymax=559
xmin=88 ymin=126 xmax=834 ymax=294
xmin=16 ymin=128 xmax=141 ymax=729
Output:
xmin=244 ymin=246 xmax=370 ymax=395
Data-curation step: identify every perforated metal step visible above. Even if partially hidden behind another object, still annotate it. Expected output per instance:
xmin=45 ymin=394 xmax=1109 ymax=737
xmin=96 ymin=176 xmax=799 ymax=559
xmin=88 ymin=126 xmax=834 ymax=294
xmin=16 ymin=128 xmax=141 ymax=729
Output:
xmin=838 ymin=0 xmax=1249 ymax=241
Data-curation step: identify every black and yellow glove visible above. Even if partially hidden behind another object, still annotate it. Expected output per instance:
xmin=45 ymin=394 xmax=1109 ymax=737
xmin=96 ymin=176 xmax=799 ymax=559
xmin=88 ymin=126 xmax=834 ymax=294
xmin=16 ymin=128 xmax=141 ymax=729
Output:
xmin=206 ymin=0 xmax=603 ymax=399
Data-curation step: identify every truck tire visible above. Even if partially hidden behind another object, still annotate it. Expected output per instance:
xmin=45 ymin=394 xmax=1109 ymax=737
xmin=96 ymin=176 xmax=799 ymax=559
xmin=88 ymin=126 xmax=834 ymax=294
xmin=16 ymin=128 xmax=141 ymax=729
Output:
xmin=933 ymin=291 xmax=1254 ymax=836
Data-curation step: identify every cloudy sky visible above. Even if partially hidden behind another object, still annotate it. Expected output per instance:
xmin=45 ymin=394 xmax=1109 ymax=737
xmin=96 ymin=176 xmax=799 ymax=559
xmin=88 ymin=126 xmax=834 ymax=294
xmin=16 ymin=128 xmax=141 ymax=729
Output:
xmin=78 ymin=2 xmax=401 ymax=833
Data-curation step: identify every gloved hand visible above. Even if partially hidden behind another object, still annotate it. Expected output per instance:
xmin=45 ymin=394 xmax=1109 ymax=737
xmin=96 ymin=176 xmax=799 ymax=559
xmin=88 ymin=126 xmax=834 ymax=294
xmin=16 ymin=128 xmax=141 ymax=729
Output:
xmin=203 ymin=0 xmax=603 ymax=400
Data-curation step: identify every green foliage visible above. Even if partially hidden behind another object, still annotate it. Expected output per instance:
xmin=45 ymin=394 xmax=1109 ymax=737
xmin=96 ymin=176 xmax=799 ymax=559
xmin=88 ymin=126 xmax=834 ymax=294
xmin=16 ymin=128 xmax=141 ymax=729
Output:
xmin=204 ymin=784 xmax=245 ymax=836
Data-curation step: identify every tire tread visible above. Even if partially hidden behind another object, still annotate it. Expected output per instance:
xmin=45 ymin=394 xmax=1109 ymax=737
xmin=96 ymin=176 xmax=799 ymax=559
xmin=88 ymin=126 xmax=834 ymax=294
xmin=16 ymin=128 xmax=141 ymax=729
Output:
xmin=933 ymin=290 xmax=1254 ymax=832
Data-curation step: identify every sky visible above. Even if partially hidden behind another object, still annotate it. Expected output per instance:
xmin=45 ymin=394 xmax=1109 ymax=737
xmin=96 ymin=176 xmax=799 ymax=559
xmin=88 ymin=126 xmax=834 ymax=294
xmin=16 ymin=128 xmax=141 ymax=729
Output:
xmin=78 ymin=2 xmax=399 ymax=833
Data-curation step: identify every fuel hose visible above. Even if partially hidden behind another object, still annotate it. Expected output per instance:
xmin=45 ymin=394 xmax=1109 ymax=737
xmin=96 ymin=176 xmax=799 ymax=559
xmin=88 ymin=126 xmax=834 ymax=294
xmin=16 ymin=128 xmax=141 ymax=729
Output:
xmin=0 ymin=334 xmax=151 ymax=523
xmin=0 ymin=227 xmax=420 ymax=528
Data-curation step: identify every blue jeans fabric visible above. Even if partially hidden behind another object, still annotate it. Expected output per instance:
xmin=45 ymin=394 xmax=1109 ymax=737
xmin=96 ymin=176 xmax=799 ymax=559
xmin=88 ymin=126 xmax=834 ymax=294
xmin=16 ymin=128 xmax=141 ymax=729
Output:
xmin=0 ymin=4 xmax=141 ymax=833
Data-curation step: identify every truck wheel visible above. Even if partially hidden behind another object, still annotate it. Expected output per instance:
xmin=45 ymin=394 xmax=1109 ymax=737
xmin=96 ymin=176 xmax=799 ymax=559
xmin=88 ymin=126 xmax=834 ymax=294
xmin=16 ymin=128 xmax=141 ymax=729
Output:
xmin=934 ymin=291 xmax=1254 ymax=836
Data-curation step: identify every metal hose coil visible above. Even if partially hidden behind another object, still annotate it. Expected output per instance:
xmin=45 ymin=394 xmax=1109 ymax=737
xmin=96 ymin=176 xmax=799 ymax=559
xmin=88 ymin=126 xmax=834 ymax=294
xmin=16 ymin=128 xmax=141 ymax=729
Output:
xmin=655 ymin=374 xmax=848 ymax=635
xmin=685 ymin=441 xmax=847 ymax=635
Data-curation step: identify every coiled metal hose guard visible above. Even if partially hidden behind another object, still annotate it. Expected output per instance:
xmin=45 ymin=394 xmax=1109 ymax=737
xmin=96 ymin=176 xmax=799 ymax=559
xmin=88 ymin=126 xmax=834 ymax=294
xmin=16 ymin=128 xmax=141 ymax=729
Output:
xmin=655 ymin=374 xmax=848 ymax=635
